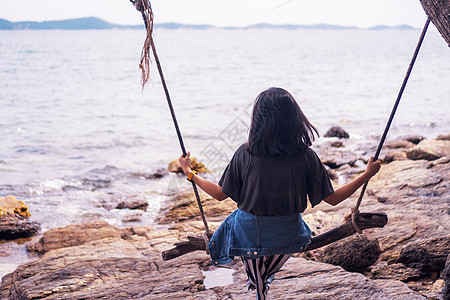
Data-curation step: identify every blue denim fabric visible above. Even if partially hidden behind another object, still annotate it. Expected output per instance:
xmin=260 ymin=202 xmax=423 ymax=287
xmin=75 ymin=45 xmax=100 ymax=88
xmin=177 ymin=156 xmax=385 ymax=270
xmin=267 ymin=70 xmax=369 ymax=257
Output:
xmin=208 ymin=209 xmax=312 ymax=265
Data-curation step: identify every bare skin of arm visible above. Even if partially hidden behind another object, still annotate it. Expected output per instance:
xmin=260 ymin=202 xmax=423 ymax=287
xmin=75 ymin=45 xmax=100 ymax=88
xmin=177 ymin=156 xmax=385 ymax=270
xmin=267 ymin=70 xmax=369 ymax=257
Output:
xmin=179 ymin=152 xmax=228 ymax=201
xmin=323 ymin=157 xmax=381 ymax=206
xmin=180 ymin=153 xmax=381 ymax=205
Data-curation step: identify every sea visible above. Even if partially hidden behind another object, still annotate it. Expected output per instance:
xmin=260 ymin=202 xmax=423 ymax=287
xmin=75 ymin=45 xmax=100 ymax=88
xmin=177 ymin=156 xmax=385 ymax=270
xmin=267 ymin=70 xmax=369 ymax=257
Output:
xmin=0 ymin=28 xmax=449 ymax=278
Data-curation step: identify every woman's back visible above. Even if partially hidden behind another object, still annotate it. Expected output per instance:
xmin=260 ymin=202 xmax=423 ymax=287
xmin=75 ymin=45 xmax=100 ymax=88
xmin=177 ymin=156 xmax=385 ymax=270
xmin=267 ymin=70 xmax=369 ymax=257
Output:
xmin=219 ymin=144 xmax=333 ymax=216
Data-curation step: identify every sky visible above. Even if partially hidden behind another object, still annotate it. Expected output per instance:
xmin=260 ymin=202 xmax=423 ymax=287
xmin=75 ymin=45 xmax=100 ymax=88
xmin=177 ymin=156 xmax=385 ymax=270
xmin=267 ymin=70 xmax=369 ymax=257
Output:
xmin=1 ymin=0 xmax=429 ymax=29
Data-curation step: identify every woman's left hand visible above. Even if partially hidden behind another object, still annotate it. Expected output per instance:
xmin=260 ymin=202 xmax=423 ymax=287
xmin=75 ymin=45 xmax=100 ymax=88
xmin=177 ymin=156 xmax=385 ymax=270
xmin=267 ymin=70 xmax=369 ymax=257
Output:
xmin=179 ymin=152 xmax=192 ymax=176
xmin=364 ymin=157 xmax=381 ymax=178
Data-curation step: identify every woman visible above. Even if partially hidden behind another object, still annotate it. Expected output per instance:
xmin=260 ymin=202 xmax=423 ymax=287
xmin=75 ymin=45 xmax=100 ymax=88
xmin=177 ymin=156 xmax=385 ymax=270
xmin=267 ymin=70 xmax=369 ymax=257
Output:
xmin=179 ymin=87 xmax=381 ymax=299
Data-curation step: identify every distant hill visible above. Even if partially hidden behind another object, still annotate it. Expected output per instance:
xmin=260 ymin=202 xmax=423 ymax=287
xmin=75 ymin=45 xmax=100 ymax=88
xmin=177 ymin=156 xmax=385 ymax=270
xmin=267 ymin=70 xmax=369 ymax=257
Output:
xmin=0 ymin=17 xmax=143 ymax=30
xmin=243 ymin=23 xmax=359 ymax=30
xmin=0 ymin=17 xmax=417 ymax=31
xmin=368 ymin=24 xmax=416 ymax=30
xmin=155 ymin=22 xmax=214 ymax=30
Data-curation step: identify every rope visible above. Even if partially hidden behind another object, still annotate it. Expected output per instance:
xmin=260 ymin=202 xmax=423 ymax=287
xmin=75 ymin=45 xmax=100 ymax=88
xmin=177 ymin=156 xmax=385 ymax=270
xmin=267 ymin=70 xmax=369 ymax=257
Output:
xmin=351 ymin=17 xmax=431 ymax=233
xmin=131 ymin=0 xmax=212 ymax=240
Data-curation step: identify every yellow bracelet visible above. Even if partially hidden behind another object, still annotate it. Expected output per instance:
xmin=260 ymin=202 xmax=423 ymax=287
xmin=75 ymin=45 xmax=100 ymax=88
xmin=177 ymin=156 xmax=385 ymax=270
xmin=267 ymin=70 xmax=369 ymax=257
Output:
xmin=187 ymin=170 xmax=197 ymax=182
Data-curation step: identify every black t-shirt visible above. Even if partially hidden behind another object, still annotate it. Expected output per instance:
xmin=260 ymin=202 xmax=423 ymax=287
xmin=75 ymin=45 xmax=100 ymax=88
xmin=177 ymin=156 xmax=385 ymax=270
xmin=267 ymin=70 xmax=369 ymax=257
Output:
xmin=218 ymin=143 xmax=334 ymax=216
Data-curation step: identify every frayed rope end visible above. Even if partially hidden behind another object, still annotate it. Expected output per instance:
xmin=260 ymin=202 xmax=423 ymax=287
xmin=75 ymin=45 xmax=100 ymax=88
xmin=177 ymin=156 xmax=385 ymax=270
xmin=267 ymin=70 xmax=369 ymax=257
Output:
xmin=130 ymin=0 xmax=154 ymax=89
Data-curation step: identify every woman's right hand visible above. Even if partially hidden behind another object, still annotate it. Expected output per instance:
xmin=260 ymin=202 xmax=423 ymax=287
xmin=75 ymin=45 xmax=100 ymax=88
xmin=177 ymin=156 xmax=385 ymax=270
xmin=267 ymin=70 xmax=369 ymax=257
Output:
xmin=364 ymin=157 xmax=381 ymax=178
xmin=179 ymin=152 xmax=192 ymax=176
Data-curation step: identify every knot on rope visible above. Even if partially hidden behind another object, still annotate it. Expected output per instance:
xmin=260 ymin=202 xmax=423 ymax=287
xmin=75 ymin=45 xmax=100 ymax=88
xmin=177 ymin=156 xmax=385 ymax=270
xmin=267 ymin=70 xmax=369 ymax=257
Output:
xmin=351 ymin=207 xmax=362 ymax=234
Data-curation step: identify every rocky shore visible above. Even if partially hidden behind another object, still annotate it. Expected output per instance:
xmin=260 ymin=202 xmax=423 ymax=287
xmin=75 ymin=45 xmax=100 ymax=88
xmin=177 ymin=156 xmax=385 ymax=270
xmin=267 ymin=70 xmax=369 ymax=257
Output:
xmin=1 ymin=133 xmax=449 ymax=299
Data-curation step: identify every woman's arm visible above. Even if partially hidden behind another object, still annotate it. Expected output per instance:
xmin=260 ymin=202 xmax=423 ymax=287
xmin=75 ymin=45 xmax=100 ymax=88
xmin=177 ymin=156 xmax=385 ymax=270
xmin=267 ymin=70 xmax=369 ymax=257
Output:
xmin=323 ymin=157 xmax=381 ymax=206
xmin=179 ymin=153 xmax=228 ymax=201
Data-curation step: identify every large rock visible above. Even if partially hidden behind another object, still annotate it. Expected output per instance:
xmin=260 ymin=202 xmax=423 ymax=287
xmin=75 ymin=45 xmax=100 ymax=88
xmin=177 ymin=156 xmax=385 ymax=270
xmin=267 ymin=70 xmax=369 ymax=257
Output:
xmin=406 ymin=139 xmax=450 ymax=161
xmin=156 ymin=192 xmax=236 ymax=224
xmin=0 ymin=196 xmax=31 ymax=218
xmin=0 ymin=196 xmax=39 ymax=240
xmin=27 ymin=220 xmax=121 ymax=254
xmin=266 ymin=258 xmax=424 ymax=300
xmin=1 ymin=238 xmax=205 ymax=300
xmin=0 ymin=215 xmax=40 ymax=240
xmin=317 ymin=234 xmax=381 ymax=272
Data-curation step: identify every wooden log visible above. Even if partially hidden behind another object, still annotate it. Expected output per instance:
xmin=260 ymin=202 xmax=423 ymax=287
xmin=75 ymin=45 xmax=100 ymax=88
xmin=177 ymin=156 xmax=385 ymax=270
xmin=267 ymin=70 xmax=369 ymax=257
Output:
xmin=161 ymin=212 xmax=388 ymax=261
xmin=420 ymin=0 xmax=450 ymax=46
xmin=162 ymin=236 xmax=206 ymax=261
xmin=302 ymin=212 xmax=387 ymax=251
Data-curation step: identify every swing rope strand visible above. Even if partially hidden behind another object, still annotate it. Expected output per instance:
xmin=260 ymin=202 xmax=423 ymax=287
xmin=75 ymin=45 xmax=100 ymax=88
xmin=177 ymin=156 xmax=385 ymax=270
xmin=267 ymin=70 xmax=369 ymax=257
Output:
xmin=351 ymin=17 xmax=431 ymax=233
xmin=131 ymin=0 xmax=212 ymax=239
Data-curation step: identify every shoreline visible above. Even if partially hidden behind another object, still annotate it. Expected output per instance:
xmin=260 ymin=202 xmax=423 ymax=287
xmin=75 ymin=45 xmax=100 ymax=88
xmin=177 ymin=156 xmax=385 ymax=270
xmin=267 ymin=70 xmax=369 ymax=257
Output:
xmin=1 ymin=134 xmax=449 ymax=298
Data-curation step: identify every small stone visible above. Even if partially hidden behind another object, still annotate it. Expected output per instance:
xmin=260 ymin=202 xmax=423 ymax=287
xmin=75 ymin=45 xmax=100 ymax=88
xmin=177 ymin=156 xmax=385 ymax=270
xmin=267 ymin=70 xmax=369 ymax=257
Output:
xmin=368 ymin=262 xmax=421 ymax=281
xmin=427 ymin=156 xmax=450 ymax=169
xmin=385 ymin=140 xmax=415 ymax=149
xmin=168 ymin=157 xmax=208 ymax=174
xmin=404 ymin=135 xmax=425 ymax=145
xmin=430 ymin=279 xmax=444 ymax=292
xmin=151 ymin=169 xmax=167 ymax=178
xmin=436 ymin=133 xmax=450 ymax=141
xmin=0 ymin=249 xmax=12 ymax=257
xmin=116 ymin=196 xmax=148 ymax=211
xmin=0 ymin=196 xmax=31 ymax=218
xmin=324 ymin=126 xmax=350 ymax=139
xmin=121 ymin=212 xmax=143 ymax=223
xmin=330 ymin=141 xmax=344 ymax=148
xmin=377 ymin=196 xmax=388 ymax=203
xmin=131 ymin=226 xmax=152 ymax=237
xmin=321 ymin=150 xmax=358 ymax=169
xmin=132 ymin=169 xmax=169 ymax=179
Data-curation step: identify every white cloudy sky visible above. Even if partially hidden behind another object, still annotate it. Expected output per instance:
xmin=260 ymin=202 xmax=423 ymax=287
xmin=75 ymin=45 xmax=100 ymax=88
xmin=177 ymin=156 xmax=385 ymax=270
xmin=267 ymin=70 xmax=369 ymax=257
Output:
xmin=1 ymin=0 xmax=429 ymax=28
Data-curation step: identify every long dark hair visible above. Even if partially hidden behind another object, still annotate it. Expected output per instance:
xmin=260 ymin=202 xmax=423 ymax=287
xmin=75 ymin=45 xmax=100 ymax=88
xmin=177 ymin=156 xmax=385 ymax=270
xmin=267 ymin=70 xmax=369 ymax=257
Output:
xmin=247 ymin=87 xmax=318 ymax=156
